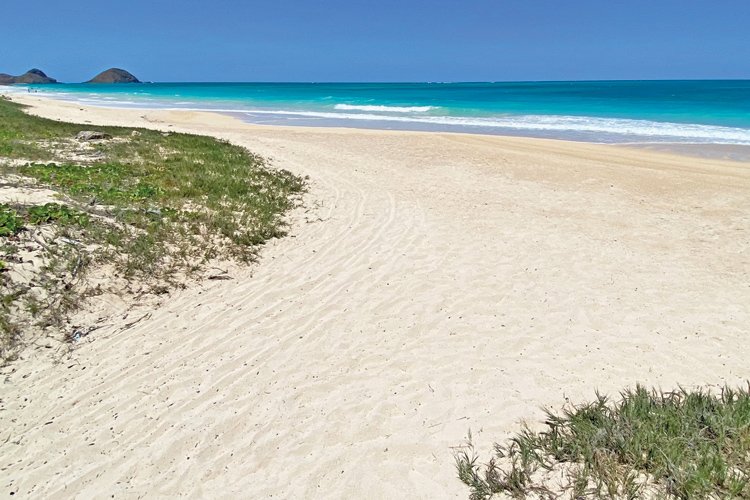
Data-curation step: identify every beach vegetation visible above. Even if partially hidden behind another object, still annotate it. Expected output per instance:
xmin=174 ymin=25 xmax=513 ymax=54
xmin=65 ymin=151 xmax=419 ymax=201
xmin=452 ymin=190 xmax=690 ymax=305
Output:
xmin=0 ymin=204 xmax=24 ymax=236
xmin=455 ymin=384 xmax=750 ymax=499
xmin=0 ymin=96 xmax=305 ymax=362
xmin=28 ymin=203 xmax=90 ymax=226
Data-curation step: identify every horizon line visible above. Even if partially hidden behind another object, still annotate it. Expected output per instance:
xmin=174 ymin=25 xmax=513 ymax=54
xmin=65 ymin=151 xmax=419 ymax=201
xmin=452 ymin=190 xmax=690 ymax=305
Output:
xmin=17 ymin=77 xmax=750 ymax=85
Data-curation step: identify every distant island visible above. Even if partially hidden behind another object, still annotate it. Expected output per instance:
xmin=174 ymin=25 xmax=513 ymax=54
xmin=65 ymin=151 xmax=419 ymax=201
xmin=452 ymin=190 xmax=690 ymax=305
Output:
xmin=0 ymin=67 xmax=141 ymax=85
xmin=0 ymin=68 xmax=57 ymax=85
xmin=87 ymin=68 xmax=140 ymax=83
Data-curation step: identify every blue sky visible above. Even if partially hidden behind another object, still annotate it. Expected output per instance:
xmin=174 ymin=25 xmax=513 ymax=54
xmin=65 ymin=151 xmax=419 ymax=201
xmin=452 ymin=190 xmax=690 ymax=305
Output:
xmin=2 ymin=0 xmax=749 ymax=82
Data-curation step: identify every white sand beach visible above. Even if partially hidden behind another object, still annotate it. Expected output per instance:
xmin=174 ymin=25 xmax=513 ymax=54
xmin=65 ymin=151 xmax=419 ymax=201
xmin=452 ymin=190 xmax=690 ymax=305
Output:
xmin=2 ymin=95 xmax=749 ymax=498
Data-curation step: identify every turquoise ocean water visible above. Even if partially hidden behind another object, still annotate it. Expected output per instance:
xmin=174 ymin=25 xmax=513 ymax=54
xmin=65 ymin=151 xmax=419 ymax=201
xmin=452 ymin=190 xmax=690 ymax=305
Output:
xmin=10 ymin=80 xmax=750 ymax=144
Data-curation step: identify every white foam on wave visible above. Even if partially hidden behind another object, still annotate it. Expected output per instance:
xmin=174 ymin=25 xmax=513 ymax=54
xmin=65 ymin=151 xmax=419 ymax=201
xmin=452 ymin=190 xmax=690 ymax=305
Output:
xmin=78 ymin=97 xmax=141 ymax=106
xmin=239 ymin=109 xmax=750 ymax=145
xmin=0 ymin=87 xmax=143 ymax=107
xmin=334 ymin=104 xmax=436 ymax=113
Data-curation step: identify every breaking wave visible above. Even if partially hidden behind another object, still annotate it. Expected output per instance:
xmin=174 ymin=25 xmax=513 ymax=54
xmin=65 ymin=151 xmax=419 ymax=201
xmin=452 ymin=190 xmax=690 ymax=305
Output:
xmin=333 ymin=104 xmax=436 ymax=113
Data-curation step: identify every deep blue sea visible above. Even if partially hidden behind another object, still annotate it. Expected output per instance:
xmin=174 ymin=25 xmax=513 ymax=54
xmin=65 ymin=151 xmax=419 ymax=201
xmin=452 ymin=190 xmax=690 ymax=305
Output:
xmin=10 ymin=80 xmax=750 ymax=144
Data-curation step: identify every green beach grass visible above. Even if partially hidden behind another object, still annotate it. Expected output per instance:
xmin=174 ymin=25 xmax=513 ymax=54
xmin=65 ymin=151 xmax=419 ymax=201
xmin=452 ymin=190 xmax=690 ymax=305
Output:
xmin=456 ymin=385 xmax=750 ymax=499
xmin=0 ymin=96 xmax=305 ymax=361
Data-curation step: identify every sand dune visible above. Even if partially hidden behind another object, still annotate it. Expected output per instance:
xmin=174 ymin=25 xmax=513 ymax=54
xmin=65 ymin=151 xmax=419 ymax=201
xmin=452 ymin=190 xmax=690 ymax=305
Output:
xmin=1 ymin=95 xmax=749 ymax=498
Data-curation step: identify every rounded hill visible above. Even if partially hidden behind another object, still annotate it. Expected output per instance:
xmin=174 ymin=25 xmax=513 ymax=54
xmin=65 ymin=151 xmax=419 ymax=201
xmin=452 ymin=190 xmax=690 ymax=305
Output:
xmin=87 ymin=68 xmax=140 ymax=83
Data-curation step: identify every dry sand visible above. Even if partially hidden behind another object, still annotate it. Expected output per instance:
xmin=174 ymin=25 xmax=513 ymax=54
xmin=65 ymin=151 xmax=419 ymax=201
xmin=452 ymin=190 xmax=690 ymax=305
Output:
xmin=1 ymin=94 xmax=749 ymax=498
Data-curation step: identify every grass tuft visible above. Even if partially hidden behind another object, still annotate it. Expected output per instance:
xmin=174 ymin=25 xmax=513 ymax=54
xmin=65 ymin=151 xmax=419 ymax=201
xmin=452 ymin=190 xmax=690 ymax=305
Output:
xmin=456 ymin=385 xmax=750 ymax=499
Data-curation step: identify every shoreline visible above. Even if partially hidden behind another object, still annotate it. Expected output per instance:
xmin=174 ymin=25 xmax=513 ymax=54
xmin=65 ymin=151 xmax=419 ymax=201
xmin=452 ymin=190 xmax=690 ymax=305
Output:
xmin=621 ymin=141 xmax=750 ymax=162
xmin=1 ymin=92 xmax=749 ymax=498
xmin=8 ymin=91 xmax=750 ymax=165
xmin=5 ymin=85 xmax=750 ymax=161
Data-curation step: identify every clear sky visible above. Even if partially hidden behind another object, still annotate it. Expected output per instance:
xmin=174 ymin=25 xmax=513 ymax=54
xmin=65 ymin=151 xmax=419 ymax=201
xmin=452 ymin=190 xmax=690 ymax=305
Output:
xmin=2 ymin=0 xmax=749 ymax=82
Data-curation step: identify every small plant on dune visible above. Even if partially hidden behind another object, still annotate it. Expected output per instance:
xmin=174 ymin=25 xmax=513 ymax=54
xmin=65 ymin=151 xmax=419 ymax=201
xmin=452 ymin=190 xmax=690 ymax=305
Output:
xmin=28 ymin=203 xmax=89 ymax=226
xmin=0 ymin=204 xmax=24 ymax=236
xmin=456 ymin=385 xmax=750 ymax=499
